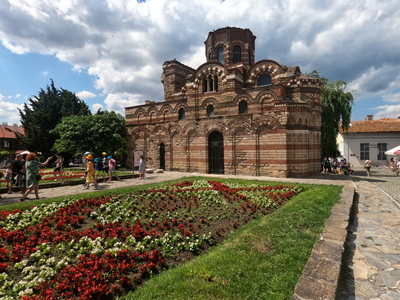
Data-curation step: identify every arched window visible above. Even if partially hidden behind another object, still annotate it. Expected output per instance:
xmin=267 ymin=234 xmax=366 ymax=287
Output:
xmin=258 ymin=74 xmax=272 ymax=86
xmin=163 ymin=110 xmax=169 ymax=122
xmin=239 ymin=100 xmax=248 ymax=114
xmin=137 ymin=113 xmax=143 ymax=124
xmin=217 ymin=46 xmax=224 ymax=64
xmin=149 ymin=112 xmax=155 ymax=122
xmin=206 ymin=105 xmax=214 ymax=117
xmin=203 ymin=74 xmax=218 ymax=93
xmin=178 ymin=108 xmax=185 ymax=120
xmin=233 ymin=45 xmax=241 ymax=63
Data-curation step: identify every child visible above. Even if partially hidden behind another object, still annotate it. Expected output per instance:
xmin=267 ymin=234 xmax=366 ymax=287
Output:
xmin=84 ymin=155 xmax=98 ymax=189
xmin=94 ymin=158 xmax=104 ymax=182
xmin=53 ymin=154 xmax=64 ymax=182
xmin=102 ymin=152 xmax=109 ymax=181
xmin=5 ymin=164 xmax=12 ymax=192
xmin=108 ymin=155 xmax=121 ymax=181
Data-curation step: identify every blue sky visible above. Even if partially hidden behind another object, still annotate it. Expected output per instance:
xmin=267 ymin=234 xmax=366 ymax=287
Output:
xmin=1 ymin=0 xmax=400 ymax=125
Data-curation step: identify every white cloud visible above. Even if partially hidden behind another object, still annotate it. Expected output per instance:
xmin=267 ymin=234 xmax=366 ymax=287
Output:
xmin=91 ymin=103 xmax=103 ymax=113
xmin=0 ymin=0 xmax=400 ymax=122
xmin=76 ymin=90 xmax=96 ymax=99
xmin=104 ymin=93 xmax=143 ymax=117
xmin=374 ymin=104 xmax=400 ymax=120
xmin=0 ymin=97 xmax=24 ymax=124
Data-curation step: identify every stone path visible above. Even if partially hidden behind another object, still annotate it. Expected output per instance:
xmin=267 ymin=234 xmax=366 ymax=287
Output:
xmin=339 ymin=172 xmax=400 ymax=300
xmin=1 ymin=167 xmax=400 ymax=299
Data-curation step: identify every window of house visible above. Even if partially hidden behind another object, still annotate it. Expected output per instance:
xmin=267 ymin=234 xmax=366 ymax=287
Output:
xmin=239 ymin=100 xmax=248 ymax=114
xmin=378 ymin=143 xmax=387 ymax=160
xmin=217 ymin=46 xmax=224 ymax=64
xmin=178 ymin=108 xmax=186 ymax=120
xmin=233 ymin=45 xmax=241 ymax=63
xmin=203 ymin=75 xmax=218 ymax=93
xmin=258 ymin=74 xmax=272 ymax=86
xmin=206 ymin=105 xmax=214 ymax=117
xmin=4 ymin=140 xmax=10 ymax=148
xmin=360 ymin=143 xmax=370 ymax=160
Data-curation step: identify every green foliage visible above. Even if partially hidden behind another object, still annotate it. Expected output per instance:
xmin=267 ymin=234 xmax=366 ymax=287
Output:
xmin=51 ymin=110 xmax=126 ymax=158
xmin=307 ymin=71 xmax=353 ymax=158
xmin=0 ymin=148 xmax=9 ymax=161
xmin=17 ymin=80 xmax=91 ymax=157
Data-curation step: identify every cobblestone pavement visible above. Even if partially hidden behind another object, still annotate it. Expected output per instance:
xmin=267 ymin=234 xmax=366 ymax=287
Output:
xmin=336 ymin=167 xmax=400 ymax=300
xmin=1 ymin=168 xmax=400 ymax=299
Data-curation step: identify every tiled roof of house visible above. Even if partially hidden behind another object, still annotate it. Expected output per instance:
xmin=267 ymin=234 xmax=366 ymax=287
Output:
xmin=340 ymin=118 xmax=400 ymax=133
xmin=0 ymin=124 xmax=25 ymax=138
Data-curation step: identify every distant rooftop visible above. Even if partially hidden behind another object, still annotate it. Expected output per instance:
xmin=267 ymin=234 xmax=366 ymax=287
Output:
xmin=0 ymin=123 xmax=24 ymax=138
xmin=341 ymin=117 xmax=400 ymax=133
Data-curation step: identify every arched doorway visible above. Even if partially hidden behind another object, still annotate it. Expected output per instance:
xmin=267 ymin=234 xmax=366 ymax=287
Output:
xmin=159 ymin=143 xmax=165 ymax=170
xmin=208 ymin=131 xmax=224 ymax=174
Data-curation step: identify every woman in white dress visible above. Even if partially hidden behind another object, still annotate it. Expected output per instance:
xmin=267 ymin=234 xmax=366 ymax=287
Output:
xmin=138 ymin=155 xmax=145 ymax=179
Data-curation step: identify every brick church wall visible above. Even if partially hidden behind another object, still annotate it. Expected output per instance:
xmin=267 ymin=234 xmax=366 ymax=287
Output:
xmin=125 ymin=27 xmax=323 ymax=178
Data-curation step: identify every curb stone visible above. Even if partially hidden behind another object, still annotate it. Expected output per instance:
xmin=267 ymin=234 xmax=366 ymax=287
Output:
xmin=292 ymin=182 xmax=355 ymax=300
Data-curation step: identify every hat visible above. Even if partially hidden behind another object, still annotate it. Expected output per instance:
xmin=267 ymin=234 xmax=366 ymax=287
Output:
xmin=102 ymin=152 xmax=107 ymax=155
xmin=94 ymin=158 xmax=100 ymax=162
xmin=86 ymin=155 xmax=93 ymax=160
xmin=84 ymin=151 xmax=91 ymax=155
xmin=107 ymin=155 xmax=112 ymax=159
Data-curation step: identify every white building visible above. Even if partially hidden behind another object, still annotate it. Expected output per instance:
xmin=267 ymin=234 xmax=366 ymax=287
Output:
xmin=338 ymin=115 xmax=400 ymax=167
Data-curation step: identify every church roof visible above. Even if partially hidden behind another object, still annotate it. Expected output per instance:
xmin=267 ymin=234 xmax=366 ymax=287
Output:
xmin=341 ymin=118 xmax=400 ymax=133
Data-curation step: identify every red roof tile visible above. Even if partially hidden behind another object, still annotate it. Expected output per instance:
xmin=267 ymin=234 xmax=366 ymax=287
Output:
xmin=340 ymin=118 xmax=400 ymax=133
xmin=0 ymin=124 xmax=25 ymax=138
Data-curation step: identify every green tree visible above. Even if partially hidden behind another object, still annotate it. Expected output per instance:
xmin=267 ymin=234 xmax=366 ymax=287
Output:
xmin=307 ymin=71 xmax=354 ymax=158
xmin=51 ymin=111 xmax=126 ymax=159
xmin=0 ymin=149 xmax=9 ymax=162
xmin=17 ymin=80 xmax=91 ymax=157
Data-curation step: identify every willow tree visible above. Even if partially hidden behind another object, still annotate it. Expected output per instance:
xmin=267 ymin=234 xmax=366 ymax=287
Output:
xmin=307 ymin=71 xmax=354 ymax=158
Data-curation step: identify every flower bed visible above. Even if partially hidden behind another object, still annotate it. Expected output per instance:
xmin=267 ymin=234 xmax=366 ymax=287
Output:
xmin=0 ymin=180 xmax=302 ymax=299
xmin=0 ymin=170 xmax=86 ymax=185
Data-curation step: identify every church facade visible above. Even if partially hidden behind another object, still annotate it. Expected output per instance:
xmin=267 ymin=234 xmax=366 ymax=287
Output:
xmin=125 ymin=27 xmax=323 ymax=178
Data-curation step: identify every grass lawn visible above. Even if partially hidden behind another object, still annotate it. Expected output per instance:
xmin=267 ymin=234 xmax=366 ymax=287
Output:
xmin=0 ymin=177 xmax=343 ymax=300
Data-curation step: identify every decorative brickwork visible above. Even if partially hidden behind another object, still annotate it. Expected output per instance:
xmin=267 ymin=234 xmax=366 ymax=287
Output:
xmin=125 ymin=27 xmax=323 ymax=178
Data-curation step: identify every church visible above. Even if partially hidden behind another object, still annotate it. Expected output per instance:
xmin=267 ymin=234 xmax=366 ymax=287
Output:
xmin=125 ymin=27 xmax=323 ymax=178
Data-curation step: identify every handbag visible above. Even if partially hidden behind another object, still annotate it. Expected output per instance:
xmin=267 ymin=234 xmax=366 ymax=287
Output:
xmin=36 ymin=174 xmax=42 ymax=181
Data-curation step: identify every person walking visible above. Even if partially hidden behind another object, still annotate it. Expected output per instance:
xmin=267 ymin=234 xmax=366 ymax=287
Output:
xmin=53 ymin=154 xmax=64 ymax=182
xmin=94 ymin=158 xmax=104 ymax=182
xmin=84 ymin=154 xmax=98 ymax=189
xmin=108 ymin=155 xmax=120 ymax=181
xmin=102 ymin=152 xmax=109 ymax=181
xmin=20 ymin=153 xmax=52 ymax=201
xmin=396 ymin=160 xmax=400 ymax=176
xmin=8 ymin=154 xmax=22 ymax=194
xmin=5 ymin=163 xmax=12 ymax=193
xmin=364 ymin=158 xmax=373 ymax=177
xmin=139 ymin=155 xmax=145 ymax=180
xmin=19 ymin=153 xmax=28 ymax=198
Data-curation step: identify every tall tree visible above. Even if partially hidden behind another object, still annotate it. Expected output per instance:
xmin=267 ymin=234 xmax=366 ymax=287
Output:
xmin=307 ymin=71 xmax=354 ymax=158
xmin=17 ymin=80 xmax=91 ymax=157
xmin=51 ymin=111 xmax=126 ymax=159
